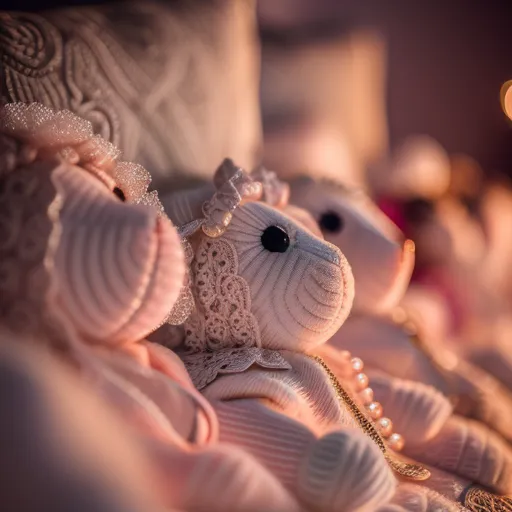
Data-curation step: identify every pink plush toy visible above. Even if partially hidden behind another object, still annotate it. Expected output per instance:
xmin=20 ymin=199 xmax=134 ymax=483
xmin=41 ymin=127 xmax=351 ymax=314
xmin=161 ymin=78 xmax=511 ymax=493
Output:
xmin=0 ymin=103 xmax=299 ymax=512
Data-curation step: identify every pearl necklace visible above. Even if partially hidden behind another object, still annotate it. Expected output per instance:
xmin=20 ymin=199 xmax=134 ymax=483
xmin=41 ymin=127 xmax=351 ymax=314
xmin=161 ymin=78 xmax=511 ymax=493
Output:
xmin=348 ymin=354 xmax=405 ymax=451
xmin=312 ymin=354 xmax=431 ymax=481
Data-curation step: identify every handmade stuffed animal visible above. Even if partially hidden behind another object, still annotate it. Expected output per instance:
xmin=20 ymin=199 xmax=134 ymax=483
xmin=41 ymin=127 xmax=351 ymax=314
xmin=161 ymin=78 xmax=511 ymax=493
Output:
xmin=0 ymin=102 xmax=299 ymax=512
xmin=163 ymin=162 xmax=512 ymax=510
xmin=286 ymin=175 xmax=512 ymax=508
xmin=161 ymin=159 xmax=462 ymax=512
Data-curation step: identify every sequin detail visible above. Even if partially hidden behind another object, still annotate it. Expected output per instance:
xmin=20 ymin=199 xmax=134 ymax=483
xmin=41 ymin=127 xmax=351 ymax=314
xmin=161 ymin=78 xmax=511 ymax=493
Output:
xmin=311 ymin=355 xmax=431 ymax=481
xmin=167 ymin=238 xmax=195 ymax=326
xmin=201 ymin=159 xmax=262 ymax=238
xmin=181 ymin=348 xmax=292 ymax=390
xmin=0 ymin=103 xmax=165 ymax=216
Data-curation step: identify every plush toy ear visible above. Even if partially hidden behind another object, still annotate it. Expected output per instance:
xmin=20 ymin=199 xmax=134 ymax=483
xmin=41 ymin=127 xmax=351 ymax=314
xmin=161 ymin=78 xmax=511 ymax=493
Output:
xmin=161 ymin=184 xmax=215 ymax=228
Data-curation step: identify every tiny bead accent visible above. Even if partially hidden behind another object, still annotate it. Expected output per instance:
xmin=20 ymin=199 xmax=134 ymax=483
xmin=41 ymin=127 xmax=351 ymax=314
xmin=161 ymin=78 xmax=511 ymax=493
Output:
xmin=377 ymin=417 xmax=394 ymax=437
xmin=311 ymin=355 xmax=430 ymax=481
xmin=388 ymin=433 xmax=405 ymax=452
xmin=351 ymin=357 xmax=364 ymax=372
xmin=355 ymin=372 xmax=369 ymax=390
xmin=367 ymin=401 xmax=383 ymax=420
xmin=360 ymin=387 xmax=374 ymax=405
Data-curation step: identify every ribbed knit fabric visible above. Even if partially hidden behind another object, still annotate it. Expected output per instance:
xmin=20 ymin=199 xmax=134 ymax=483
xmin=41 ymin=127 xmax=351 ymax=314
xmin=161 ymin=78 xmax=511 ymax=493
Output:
xmin=214 ymin=400 xmax=395 ymax=512
xmin=332 ymin=315 xmax=512 ymax=444
xmin=316 ymin=336 xmax=512 ymax=495
xmin=204 ymin=351 xmax=361 ymax=430
xmin=366 ymin=370 xmax=453 ymax=445
xmin=405 ymin=415 xmax=512 ymax=495
xmin=315 ymin=343 xmax=453 ymax=445
xmin=147 ymin=439 xmax=301 ymax=512
xmin=202 ymin=350 xmax=396 ymax=511
xmin=376 ymin=483 xmax=464 ymax=512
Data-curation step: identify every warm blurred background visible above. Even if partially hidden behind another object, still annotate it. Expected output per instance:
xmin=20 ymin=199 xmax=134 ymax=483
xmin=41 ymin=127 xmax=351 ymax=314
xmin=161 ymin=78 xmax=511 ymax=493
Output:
xmin=258 ymin=0 xmax=512 ymax=177
xmin=6 ymin=0 xmax=512 ymax=175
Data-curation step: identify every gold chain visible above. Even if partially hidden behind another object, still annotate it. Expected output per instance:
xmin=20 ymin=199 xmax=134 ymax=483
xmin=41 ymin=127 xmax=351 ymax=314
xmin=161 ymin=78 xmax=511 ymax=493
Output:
xmin=311 ymin=355 xmax=431 ymax=481
xmin=464 ymin=486 xmax=512 ymax=511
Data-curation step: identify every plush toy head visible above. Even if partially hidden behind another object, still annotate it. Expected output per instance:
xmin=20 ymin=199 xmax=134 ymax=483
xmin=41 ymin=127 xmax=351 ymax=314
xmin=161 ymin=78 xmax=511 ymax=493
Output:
xmin=288 ymin=177 xmax=415 ymax=314
xmin=0 ymin=103 xmax=185 ymax=348
xmin=164 ymin=160 xmax=354 ymax=352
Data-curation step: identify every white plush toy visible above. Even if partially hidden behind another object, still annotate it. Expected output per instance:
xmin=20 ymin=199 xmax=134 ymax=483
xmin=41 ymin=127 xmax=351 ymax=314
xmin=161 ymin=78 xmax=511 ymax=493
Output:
xmin=285 ymin=174 xmax=512 ymax=510
xmin=161 ymin=160 xmax=512 ymax=511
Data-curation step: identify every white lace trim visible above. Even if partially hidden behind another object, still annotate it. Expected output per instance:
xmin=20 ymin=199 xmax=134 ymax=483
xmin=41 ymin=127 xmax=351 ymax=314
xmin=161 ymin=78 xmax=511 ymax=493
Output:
xmin=182 ymin=236 xmax=261 ymax=352
xmin=180 ymin=348 xmax=292 ymax=390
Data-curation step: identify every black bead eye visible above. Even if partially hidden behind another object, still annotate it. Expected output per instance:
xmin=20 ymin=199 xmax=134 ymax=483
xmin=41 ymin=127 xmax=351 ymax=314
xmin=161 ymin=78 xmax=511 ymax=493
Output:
xmin=113 ymin=187 xmax=126 ymax=202
xmin=319 ymin=211 xmax=344 ymax=233
xmin=261 ymin=225 xmax=290 ymax=253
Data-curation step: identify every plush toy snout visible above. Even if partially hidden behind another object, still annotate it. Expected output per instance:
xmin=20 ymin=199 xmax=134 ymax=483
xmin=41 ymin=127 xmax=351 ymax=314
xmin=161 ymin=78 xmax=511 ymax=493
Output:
xmin=222 ymin=202 xmax=355 ymax=351
xmin=289 ymin=178 xmax=415 ymax=314
xmin=54 ymin=165 xmax=185 ymax=346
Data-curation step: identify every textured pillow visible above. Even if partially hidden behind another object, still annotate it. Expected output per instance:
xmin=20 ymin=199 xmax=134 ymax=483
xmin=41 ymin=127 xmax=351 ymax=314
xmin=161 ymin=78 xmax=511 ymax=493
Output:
xmin=0 ymin=0 xmax=261 ymax=187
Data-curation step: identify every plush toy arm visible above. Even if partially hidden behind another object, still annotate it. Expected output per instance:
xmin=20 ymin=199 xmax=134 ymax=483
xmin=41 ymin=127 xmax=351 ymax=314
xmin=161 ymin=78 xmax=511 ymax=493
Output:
xmin=315 ymin=344 xmax=453 ymax=444
xmin=367 ymin=370 xmax=453 ymax=445
xmin=316 ymin=346 xmax=512 ymax=495
xmin=214 ymin=398 xmax=396 ymax=512
xmin=405 ymin=415 xmax=512 ymax=495
xmin=329 ymin=318 xmax=512 ymax=444
xmin=370 ymin=371 xmax=512 ymax=494
xmin=467 ymin=345 xmax=512 ymax=392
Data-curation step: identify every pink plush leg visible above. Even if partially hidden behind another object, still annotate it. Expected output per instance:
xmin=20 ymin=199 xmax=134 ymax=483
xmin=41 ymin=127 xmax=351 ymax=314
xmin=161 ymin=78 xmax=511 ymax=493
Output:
xmin=405 ymin=415 xmax=512 ymax=495
xmin=214 ymin=399 xmax=396 ymax=512
xmin=146 ymin=440 xmax=301 ymax=512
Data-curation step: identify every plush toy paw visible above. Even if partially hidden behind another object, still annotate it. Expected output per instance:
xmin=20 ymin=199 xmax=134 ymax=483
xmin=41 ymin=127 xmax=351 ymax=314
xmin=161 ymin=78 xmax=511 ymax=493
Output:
xmin=297 ymin=429 xmax=396 ymax=512
xmin=368 ymin=371 xmax=453 ymax=446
